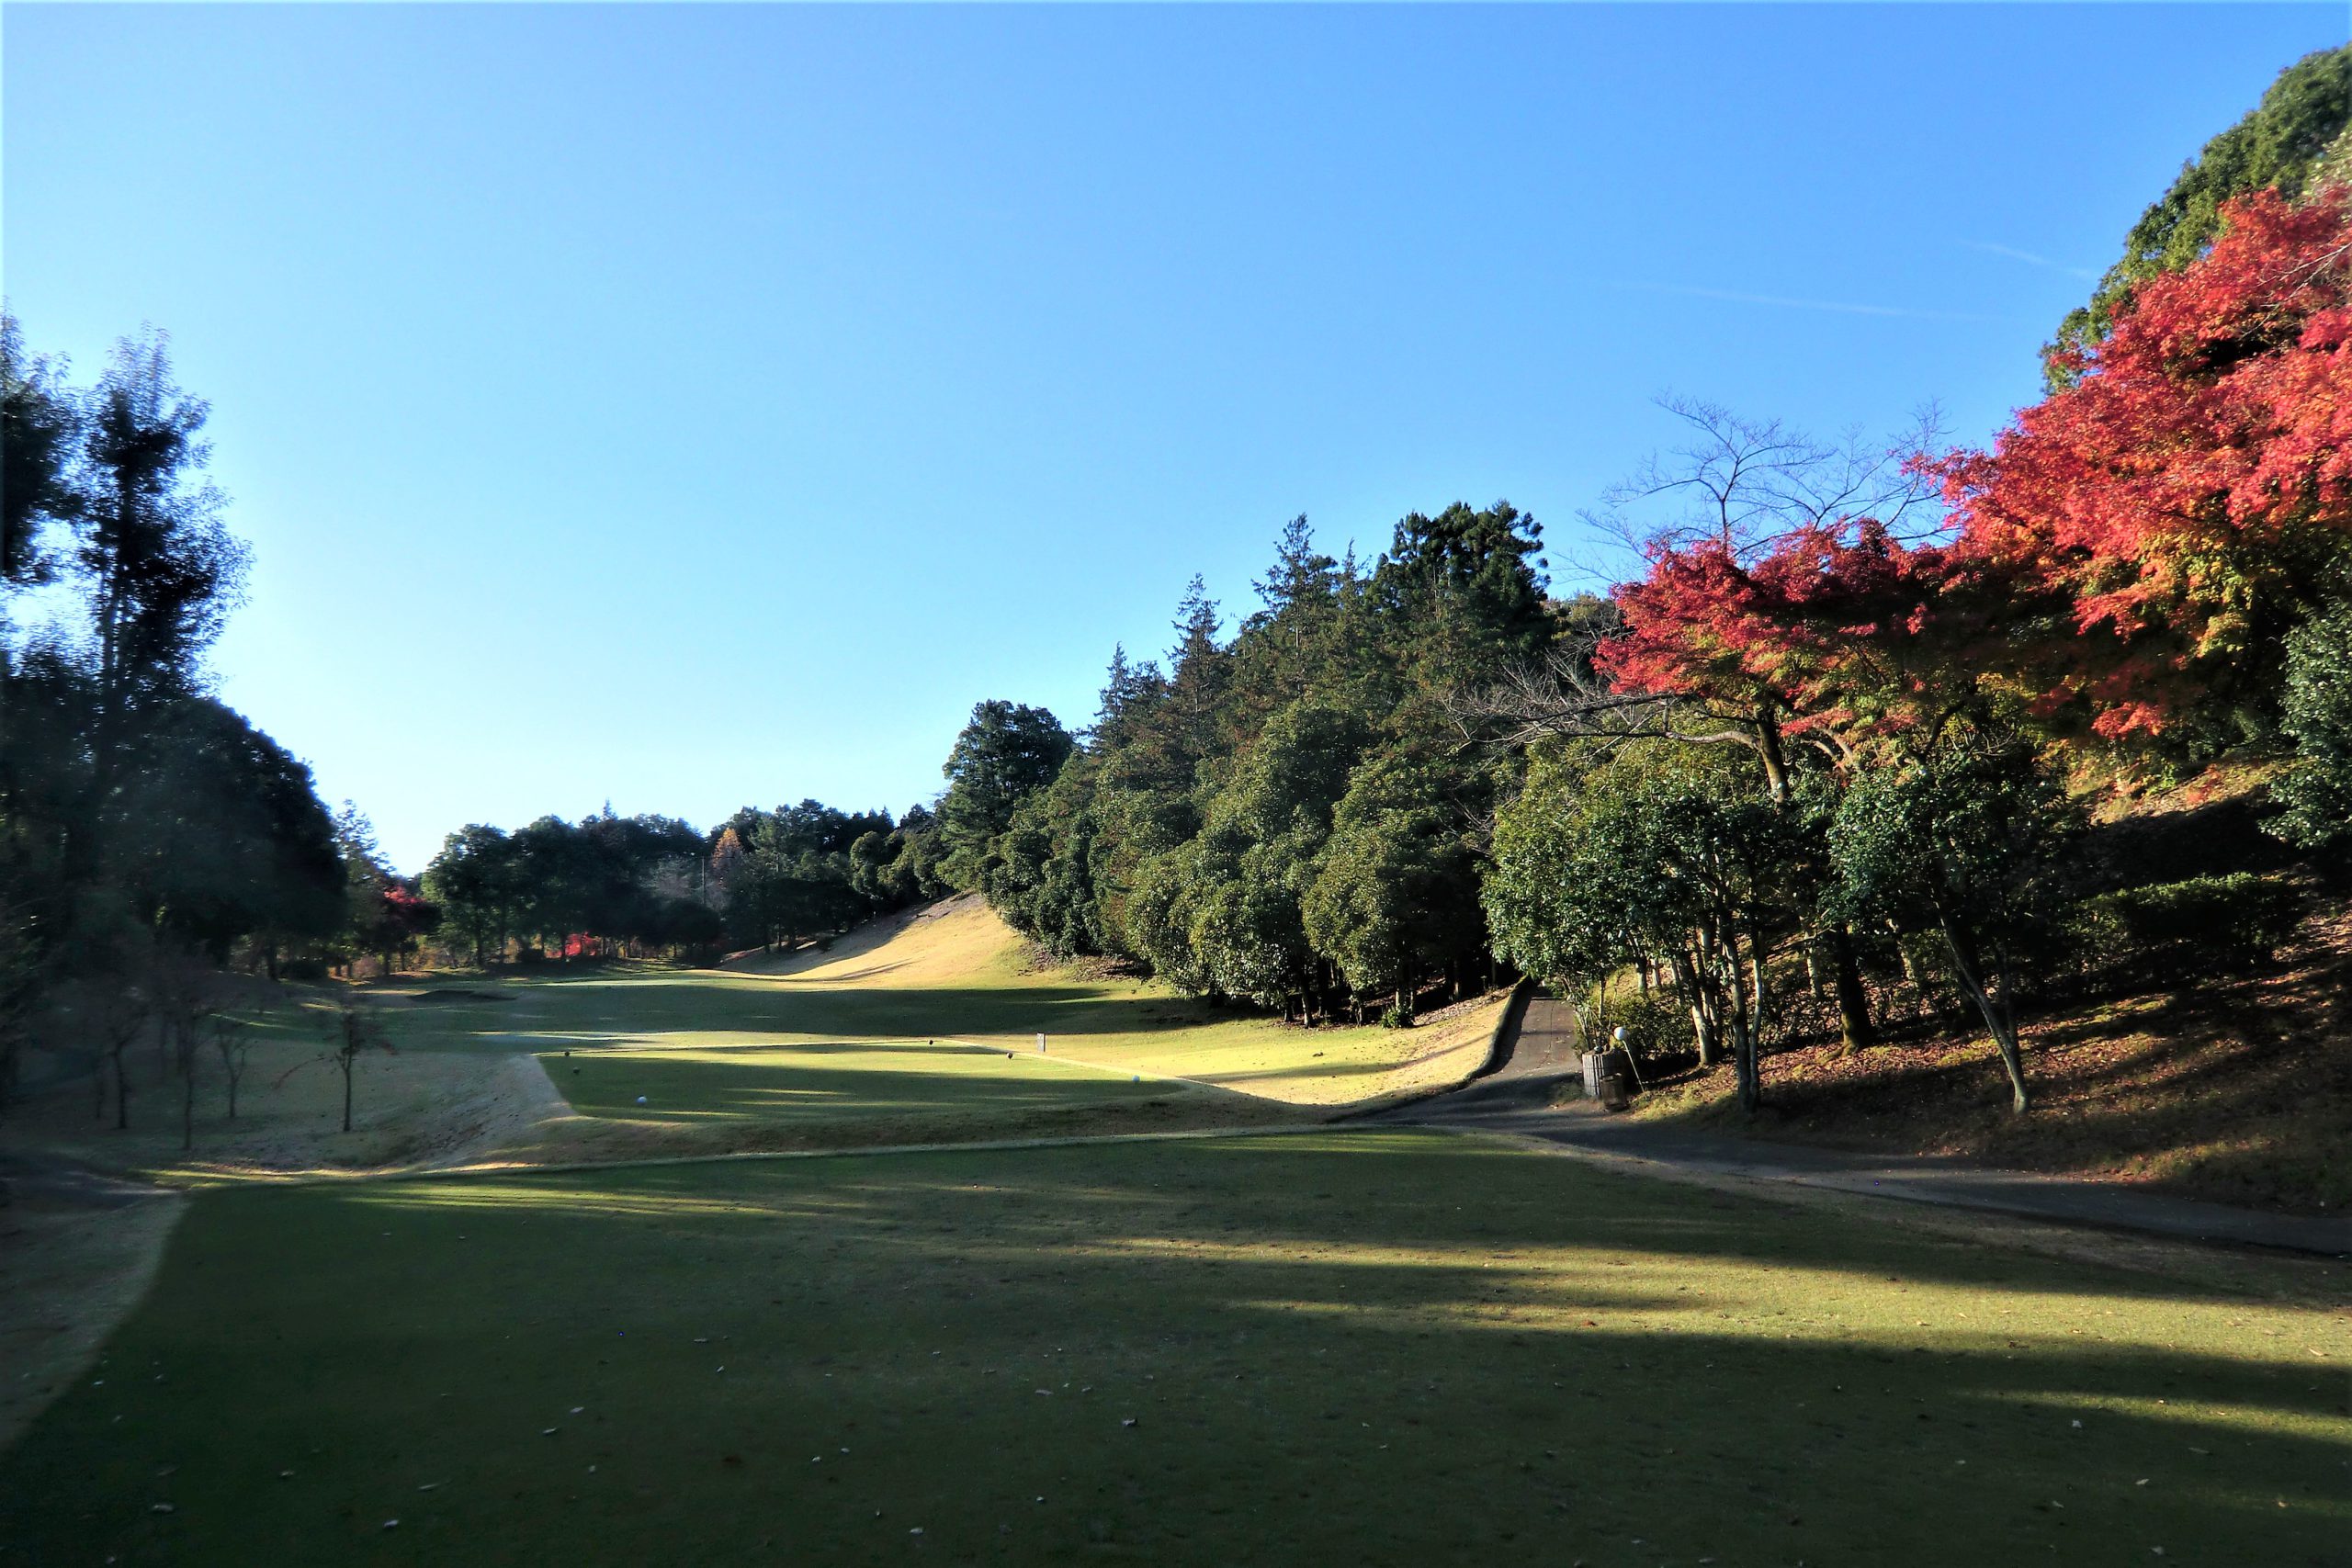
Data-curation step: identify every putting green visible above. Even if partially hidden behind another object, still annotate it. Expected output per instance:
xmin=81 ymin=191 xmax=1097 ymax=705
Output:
xmin=1 ymin=1133 xmax=2341 ymax=1565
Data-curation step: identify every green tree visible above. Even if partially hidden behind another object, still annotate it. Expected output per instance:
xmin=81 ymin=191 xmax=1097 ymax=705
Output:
xmin=1182 ymin=702 xmax=1370 ymax=1016
xmin=2268 ymin=599 xmax=2352 ymax=853
xmin=1487 ymin=742 xmax=1800 ymax=1110
xmin=424 ymin=825 xmax=520 ymax=968
xmin=1826 ymin=738 xmax=2079 ymax=1113
xmin=0 ymin=308 xmax=77 ymax=592
xmin=1305 ymin=749 xmax=1484 ymax=1024
xmin=936 ymin=700 xmax=1074 ymax=890
xmin=107 ymin=696 xmax=345 ymax=964
xmin=2050 ymin=44 xmax=2352 ymax=378
xmin=72 ymin=330 xmax=249 ymax=780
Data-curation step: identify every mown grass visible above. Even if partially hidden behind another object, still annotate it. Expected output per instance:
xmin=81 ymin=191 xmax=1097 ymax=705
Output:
xmin=389 ymin=898 xmax=1504 ymax=1117
xmin=2 ymin=1132 xmax=2342 ymax=1567
xmin=544 ymin=1039 xmax=1166 ymax=1125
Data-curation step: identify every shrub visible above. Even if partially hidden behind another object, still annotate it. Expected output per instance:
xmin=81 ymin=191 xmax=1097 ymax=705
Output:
xmin=279 ymin=956 xmax=329 ymax=982
xmin=1579 ymin=985 xmax=1688 ymax=1067
xmin=2070 ymin=873 xmax=2301 ymax=975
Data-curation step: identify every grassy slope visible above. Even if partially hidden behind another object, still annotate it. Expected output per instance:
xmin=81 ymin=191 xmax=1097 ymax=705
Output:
xmin=1 ymin=1133 xmax=2341 ymax=1567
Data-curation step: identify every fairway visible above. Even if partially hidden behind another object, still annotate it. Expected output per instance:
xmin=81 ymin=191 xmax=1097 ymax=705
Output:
xmin=1 ymin=1133 xmax=2341 ymax=1567
xmin=390 ymin=898 xmax=1509 ymax=1134
xmin=547 ymin=1039 xmax=1174 ymax=1124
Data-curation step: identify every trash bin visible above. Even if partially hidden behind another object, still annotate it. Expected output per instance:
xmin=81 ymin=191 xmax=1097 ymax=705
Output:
xmin=1581 ymin=1048 xmax=1635 ymax=1106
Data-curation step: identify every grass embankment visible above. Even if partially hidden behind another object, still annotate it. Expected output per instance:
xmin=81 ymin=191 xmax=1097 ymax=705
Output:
xmin=1 ymin=1132 xmax=2341 ymax=1567
xmin=1 ymin=1005 xmax=551 ymax=1184
xmin=1631 ymin=898 xmax=2352 ymax=1213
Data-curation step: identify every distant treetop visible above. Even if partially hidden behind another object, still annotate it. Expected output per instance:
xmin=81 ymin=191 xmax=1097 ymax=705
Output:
xmin=2049 ymin=43 xmax=2352 ymax=384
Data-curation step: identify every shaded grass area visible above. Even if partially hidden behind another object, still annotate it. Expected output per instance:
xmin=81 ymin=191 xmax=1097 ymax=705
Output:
xmin=2 ymin=1133 xmax=2342 ymax=1567
xmin=511 ymin=1040 xmax=1307 ymax=1161
xmin=1631 ymin=902 xmax=2352 ymax=1213
xmin=542 ymin=1040 xmax=1177 ymax=1126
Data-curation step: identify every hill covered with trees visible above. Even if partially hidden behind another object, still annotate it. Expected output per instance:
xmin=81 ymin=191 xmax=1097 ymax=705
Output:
xmin=922 ymin=47 xmax=2352 ymax=1183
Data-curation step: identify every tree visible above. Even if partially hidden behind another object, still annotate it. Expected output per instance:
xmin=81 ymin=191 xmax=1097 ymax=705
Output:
xmin=1305 ymin=749 xmax=1483 ymax=1024
xmin=89 ymin=968 xmax=153 ymax=1132
xmin=210 ymin=1009 xmax=254 ymax=1121
xmin=101 ymin=698 xmax=345 ymax=962
xmin=1939 ymin=189 xmax=2352 ymax=747
xmin=1826 ymin=737 xmax=2078 ymax=1113
xmin=1463 ymin=410 xmax=1947 ymax=1055
xmin=2269 ymin=597 xmax=2352 ymax=853
xmin=2050 ymin=44 xmax=2352 ymax=377
xmin=72 ymin=330 xmax=249 ymax=802
xmin=316 ymin=995 xmax=394 ymax=1134
xmin=1486 ymin=741 xmax=1802 ymax=1110
xmin=936 ymin=700 xmax=1074 ymax=889
xmin=149 ymin=944 xmax=225 ymax=1152
xmin=1178 ymin=702 xmax=1371 ymax=1016
xmin=424 ymin=825 xmax=520 ymax=967
xmin=0 ymin=307 xmax=77 ymax=592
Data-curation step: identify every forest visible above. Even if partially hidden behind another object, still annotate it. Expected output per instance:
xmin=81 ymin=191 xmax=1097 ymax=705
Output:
xmin=6 ymin=44 xmax=2350 ymax=1129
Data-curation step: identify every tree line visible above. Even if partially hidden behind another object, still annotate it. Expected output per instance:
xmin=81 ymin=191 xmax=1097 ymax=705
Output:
xmin=8 ymin=46 xmax=2347 ymax=1132
xmin=927 ymin=506 xmax=1556 ymax=1026
xmin=418 ymin=798 xmax=940 ymax=967
xmin=935 ymin=50 xmax=2352 ymax=1112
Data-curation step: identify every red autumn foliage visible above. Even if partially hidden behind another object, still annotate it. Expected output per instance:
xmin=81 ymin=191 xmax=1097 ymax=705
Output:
xmin=1935 ymin=187 xmax=2352 ymax=739
xmin=1606 ymin=186 xmax=2352 ymax=748
xmin=1597 ymin=519 xmax=1968 ymax=753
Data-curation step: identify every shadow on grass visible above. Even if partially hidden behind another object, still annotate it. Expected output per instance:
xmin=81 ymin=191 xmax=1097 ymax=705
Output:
xmin=401 ymin=977 xmax=1250 ymax=1057
xmin=2 ymin=1131 xmax=2338 ymax=1567
xmin=545 ymin=1048 xmax=1172 ymax=1125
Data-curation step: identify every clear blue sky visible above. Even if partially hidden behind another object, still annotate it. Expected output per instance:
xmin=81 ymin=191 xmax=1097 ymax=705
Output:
xmin=6 ymin=4 xmax=2344 ymax=870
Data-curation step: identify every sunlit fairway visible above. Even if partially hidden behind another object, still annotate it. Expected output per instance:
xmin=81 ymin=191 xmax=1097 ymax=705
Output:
xmin=2 ymin=1132 xmax=2341 ymax=1566
xmin=389 ymin=897 xmax=1507 ymax=1133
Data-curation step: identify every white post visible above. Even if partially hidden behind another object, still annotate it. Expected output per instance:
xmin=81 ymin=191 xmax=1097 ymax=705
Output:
xmin=1037 ymin=1032 xmax=1046 ymax=1054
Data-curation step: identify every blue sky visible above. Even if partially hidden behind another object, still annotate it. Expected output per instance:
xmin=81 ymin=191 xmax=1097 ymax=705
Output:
xmin=6 ymin=4 xmax=2345 ymax=870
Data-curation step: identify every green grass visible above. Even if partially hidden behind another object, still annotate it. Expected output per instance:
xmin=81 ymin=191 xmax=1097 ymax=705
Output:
xmin=3 ymin=1132 xmax=2341 ymax=1566
xmin=540 ymin=1038 xmax=1182 ymax=1126
xmin=379 ymin=899 xmax=1505 ymax=1118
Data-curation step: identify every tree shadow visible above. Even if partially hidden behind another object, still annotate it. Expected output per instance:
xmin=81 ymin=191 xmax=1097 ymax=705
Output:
xmin=6 ymin=1130 xmax=2335 ymax=1566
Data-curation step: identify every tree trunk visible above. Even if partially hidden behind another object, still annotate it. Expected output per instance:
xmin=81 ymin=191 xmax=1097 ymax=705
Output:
xmin=1671 ymin=949 xmax=1719 ymax=1066
xmin=1933 ymin=906 xmax=2030 ymax=1113
xmin=1728 ymin=931 xmax=1760 ymax=1113
xmin=1830 ymin=925 xmax=1876 ymax=1054
xmin=341 ymin=1058 xmax=355 ymax=1133
xmin=1753 ymin=708 xmax=1792 ymax=804
xmin=113 ymin=1048 xmax=130 ymax=1130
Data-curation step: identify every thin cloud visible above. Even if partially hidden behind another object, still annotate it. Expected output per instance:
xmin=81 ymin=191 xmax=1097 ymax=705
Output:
xmin=1600 ymin=277 xmax=2010 ymax=324
xmin=1965 ymin=240 xmax=2098 ymax=280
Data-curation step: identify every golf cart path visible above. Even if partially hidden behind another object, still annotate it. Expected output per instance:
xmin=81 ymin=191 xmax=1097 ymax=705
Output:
xmin=1381 ymin=994 xmax=2352 ymax=1258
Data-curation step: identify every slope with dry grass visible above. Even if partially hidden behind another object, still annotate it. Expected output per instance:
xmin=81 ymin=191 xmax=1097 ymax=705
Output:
xmin=1632 ymin=895 xmax=2352 ymax=1213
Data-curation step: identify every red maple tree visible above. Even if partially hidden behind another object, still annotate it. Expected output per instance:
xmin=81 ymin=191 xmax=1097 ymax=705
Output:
xmin=1935 ymin=186 xmax=2352 ymax=739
